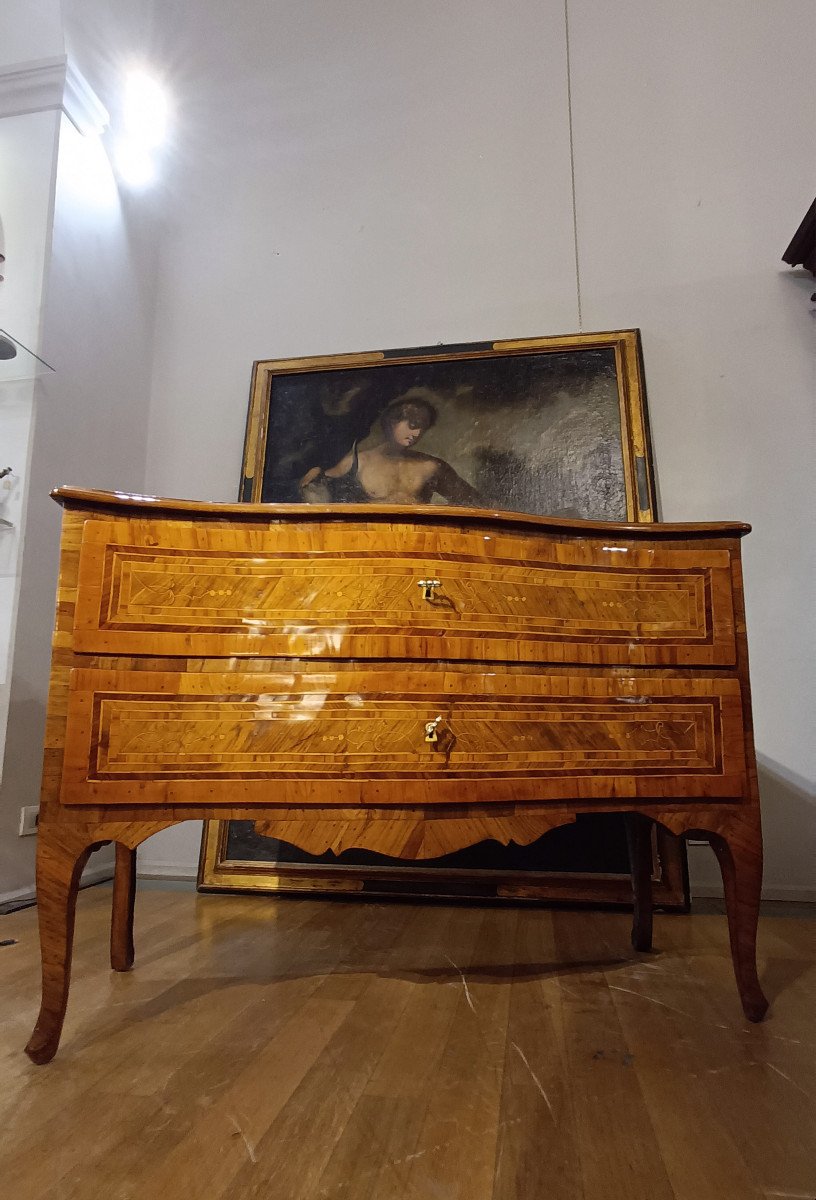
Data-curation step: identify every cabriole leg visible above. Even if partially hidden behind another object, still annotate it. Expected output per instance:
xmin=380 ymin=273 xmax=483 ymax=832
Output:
xmin=625 ymin=813 xmax=654 ymax=952
xmin=710 ymin=816 xmax=768 ymax=1022
xmin=25 ymin=826 xmax=95 ymax=1064
xmin=110 ymin=843 xmax=137 ymax=972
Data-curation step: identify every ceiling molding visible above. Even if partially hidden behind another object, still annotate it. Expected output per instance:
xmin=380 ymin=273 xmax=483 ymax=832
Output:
xmin=0 ymin=56 xmax=66 ymax=120
xmin=0 ymin=56 xmax=108 ymax=135
xmin=63 ymin=60 xmax=109 ymax=136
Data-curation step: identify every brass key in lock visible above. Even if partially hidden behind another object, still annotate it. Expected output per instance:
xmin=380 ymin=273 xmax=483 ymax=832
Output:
xmin=417 ymin=578 xmax=441 ymax=602
xmin=424 ymin=715 xmax=443 ymax=743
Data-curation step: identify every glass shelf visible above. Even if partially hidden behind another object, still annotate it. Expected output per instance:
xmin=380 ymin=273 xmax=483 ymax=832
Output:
xmin=0 ymin=330 xmax=55 ymax=384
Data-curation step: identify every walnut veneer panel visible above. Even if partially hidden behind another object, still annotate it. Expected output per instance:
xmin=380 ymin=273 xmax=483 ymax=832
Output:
xmin=72 ymin=519 xmax=737 ymax=666
xmin=59 ymin=668 xmax=746 ymax=806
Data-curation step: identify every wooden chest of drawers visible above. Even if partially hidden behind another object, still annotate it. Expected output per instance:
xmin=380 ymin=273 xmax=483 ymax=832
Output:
xmin=26 ymin=488 xmax=768 ymax=1063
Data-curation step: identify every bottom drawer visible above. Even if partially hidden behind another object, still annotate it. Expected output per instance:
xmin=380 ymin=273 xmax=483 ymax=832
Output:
xmin=60 ymin=667 xmax=748 ymax=806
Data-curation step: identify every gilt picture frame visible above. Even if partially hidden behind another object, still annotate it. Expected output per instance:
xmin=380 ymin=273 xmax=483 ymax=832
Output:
xmin=198 ymin=330 xmax=689 ymax=908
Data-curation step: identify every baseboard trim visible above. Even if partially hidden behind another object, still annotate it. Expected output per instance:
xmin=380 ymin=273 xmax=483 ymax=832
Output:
xmin=692 ymin=884 xmax=816 ymax=903
xmin=0 ymin=862 xmax=114 ymax=910
xmin=137 ymin=865 xmax=198 ymax=881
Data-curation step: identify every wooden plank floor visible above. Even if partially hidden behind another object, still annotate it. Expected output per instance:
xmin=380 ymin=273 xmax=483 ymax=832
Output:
xmin=0 ymin=883 xmax=814 ymax=1200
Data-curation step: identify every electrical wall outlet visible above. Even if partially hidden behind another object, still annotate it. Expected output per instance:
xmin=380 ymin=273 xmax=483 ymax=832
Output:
xmin=18 ymin=806 xmax=38 ymax=837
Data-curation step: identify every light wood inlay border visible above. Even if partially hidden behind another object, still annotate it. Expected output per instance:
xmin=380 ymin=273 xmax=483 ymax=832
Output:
xmin=71 ymin=518 xmax=737 ymax=666
xmin=58 ymin=668 xmax=746 ymax=805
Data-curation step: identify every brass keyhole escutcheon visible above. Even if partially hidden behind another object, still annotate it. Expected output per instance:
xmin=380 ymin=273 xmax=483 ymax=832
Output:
xmin=417 ymin=578 xmax=441 ymax=602
xmin=424 ymin=715 xmax=443 ymax=743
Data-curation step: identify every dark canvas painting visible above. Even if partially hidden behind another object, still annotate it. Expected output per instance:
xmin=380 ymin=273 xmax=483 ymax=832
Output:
xmin=257 ymin=348 xmax=628 ymax=520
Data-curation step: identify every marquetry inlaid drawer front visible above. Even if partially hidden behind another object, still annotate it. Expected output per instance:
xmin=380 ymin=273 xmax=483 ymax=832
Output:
xmin=71 ymin=519 xmax=738 ymax=666
xmin=60 ymin=668 xmax=747 ymax=807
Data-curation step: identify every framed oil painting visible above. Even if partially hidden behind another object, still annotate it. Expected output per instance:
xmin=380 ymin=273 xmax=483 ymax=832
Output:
xmin=199 ymin=330 xmax=689 ymax=909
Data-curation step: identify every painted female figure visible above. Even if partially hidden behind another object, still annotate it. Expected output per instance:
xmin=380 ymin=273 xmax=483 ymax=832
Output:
xmin=299 ymin=392 xmax=480 ymax=505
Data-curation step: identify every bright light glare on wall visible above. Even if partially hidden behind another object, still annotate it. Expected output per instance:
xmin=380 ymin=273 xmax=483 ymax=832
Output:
xmin=123 ymin=70 xmax=168 ymax=147
xmin=113 ymin=69 xmax=170 ymax=188
xmin=114 ymin=140 xmax=157 ymax=187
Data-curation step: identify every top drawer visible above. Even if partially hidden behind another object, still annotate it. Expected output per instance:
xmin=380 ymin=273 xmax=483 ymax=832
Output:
xmin=71 ymin=517 xmax=737 ymax=666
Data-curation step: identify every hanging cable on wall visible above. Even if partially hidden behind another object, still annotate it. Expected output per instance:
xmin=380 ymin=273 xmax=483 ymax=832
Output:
xmin=564 ymin=0 xmax=583 ymax=332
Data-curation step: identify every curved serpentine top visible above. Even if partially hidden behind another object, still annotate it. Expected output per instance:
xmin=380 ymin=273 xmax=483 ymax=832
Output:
xmin=51 ymin=486 xmax=751 ymax=540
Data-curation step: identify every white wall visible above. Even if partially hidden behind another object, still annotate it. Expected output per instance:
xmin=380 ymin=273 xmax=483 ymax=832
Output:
xmin=568 ymin=0 xmax=815 ymax=894
xmin=135 ymin=0 xmax=815 ymax=897
xmin=0 ymin=108 xmax=60 ymax=897
xmin=0 ymin=0 xmax=171 ymax=901
xmin=0 ymin=109 xmax=159 ymax=899
xmin=0 ymin=0 xmax=63 ymax=69
xmin=0 ymin=110 xmax=60 ymax=702
xmin=143 ymin=0 xmax=579 ymax=502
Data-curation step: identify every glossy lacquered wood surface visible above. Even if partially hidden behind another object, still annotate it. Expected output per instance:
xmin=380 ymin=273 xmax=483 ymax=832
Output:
xmin=71 ymin=516 xmax=738 ymax=665
xmin=52 ymin=485 xmax=751 ymax=537
xmin=59 ymin=667 xmax=747 ymax=806
xmin=26 ymin=493 xmax=768 ymax=1063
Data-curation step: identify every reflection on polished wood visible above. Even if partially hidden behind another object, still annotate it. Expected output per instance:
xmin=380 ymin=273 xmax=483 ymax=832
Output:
xmin=71 ymin=516 xmax=739 ymax=665
xmin=4 ymin=888 xmax=814 ymax=1200
xmin=28 ymin=488 xmax=767 ymax=1063
xmin=60 ymin=669 xmax=746 ymax=803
